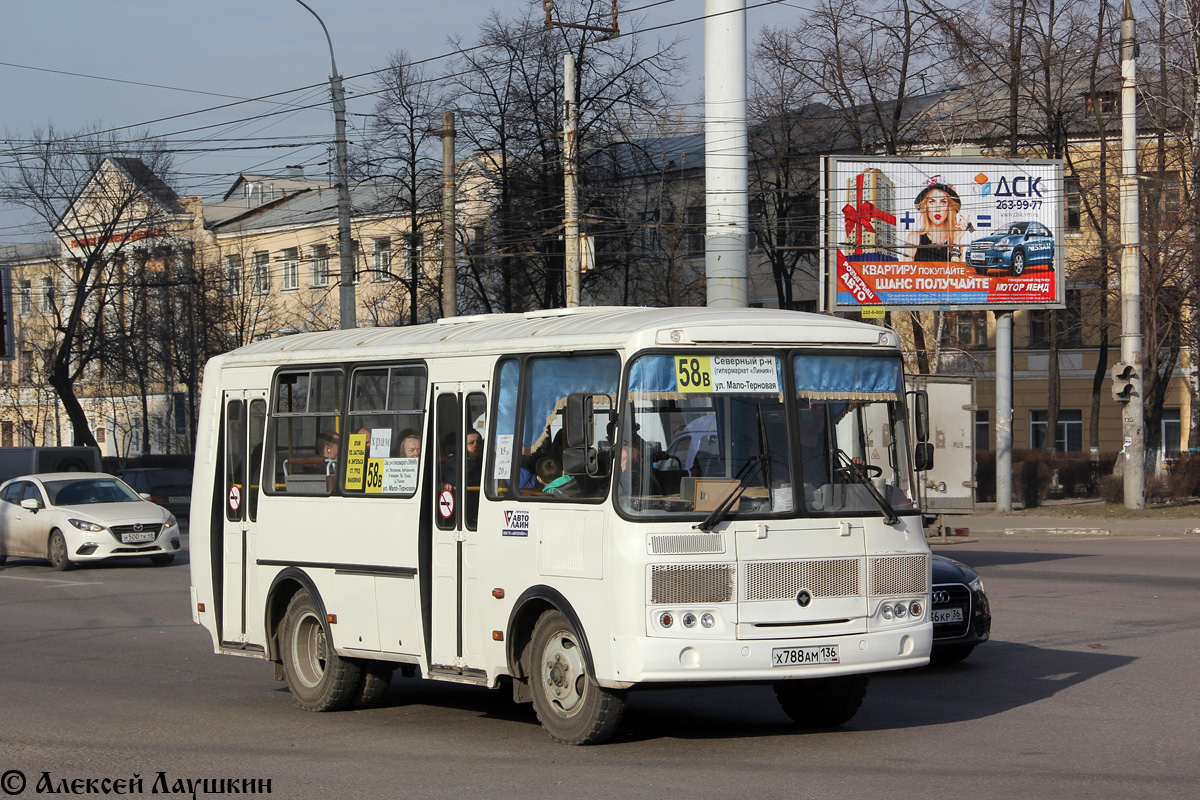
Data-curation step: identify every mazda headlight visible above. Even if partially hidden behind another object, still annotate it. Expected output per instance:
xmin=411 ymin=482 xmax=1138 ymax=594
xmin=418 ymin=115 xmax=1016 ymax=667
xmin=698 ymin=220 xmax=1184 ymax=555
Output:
xmin=69 ymin=518 xmax=106 ymax=533
xmin=165 ymin=514 xmax=178 ymax=530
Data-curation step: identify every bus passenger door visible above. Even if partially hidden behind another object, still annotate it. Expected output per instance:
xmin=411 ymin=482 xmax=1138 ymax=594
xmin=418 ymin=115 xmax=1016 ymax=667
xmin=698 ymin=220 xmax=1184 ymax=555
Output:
xmin=429 ymin=383 xmax=488 ymax=675
xmin=220 ymin=390 xmax=267 ymax=646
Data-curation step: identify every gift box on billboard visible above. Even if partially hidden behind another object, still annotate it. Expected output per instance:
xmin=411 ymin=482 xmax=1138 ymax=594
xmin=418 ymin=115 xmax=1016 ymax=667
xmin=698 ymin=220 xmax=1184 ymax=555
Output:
xmin=843 ymin=168 xmax=898 ymax=259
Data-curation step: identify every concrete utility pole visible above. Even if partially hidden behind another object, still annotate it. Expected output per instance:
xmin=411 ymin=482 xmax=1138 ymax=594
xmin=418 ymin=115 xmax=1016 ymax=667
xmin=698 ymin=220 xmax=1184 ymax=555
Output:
xmin=704 ymin=0 xmax=749 ymax=307
xmin=294 ymin=0 xmax=356 ymax=330
xmin=995 ymin=313 xmax=1013 ymax=511
xmin=1118 ymin=0 xmax=1145 ymax=508
xmin=564 ymin=53 xmax=581 ymax=308
xmin=439 ymin=112 xmax=457 ymax=318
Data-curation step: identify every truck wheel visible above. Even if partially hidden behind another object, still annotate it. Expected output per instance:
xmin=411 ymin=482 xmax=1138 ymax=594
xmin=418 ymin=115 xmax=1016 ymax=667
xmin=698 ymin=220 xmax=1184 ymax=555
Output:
xmin=529 ymin=610 xmax=625 ymax=745
xmin=280 ymin=590 xmax=362 ymax=711
xmin=774 ymin=675 xmax=868 ymax=727
xmin=48 ymin=530 xmax=73 ymax=571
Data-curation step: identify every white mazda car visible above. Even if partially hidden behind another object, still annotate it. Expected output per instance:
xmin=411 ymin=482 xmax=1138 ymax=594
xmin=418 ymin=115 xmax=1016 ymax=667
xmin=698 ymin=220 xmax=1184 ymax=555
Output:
xmin=0 ymin=472 xmax=182 ymax=570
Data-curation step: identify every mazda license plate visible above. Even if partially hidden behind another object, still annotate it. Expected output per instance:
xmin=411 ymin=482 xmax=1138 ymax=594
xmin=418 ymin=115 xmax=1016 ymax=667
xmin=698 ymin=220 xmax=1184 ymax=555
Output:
xmin=121 ymin=530 xmax=155 ymax=544
xmin=771 ymin=645 xmax=839 ymax=667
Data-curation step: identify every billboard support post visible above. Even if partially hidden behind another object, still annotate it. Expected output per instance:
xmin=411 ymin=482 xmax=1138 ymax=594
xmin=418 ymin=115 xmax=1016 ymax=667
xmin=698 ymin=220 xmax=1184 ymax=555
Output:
xmin=995 ymin=311 xmax=1013 ymax=511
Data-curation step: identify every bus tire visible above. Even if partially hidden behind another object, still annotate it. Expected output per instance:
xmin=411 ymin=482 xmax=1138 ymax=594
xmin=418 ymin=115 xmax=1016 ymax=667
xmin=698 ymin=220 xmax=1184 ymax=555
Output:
xmin=48 ymin=530 xmax=73 ymax=572
xmin=350 ymin=660 xmax=394 ymax=709
xmin=529 ymin=610 xmax=625 ymax=745
xmin=280 ymin=590 xmax=362 ymax=712
xmin=773 ymin=674 xmax=868 ymax=727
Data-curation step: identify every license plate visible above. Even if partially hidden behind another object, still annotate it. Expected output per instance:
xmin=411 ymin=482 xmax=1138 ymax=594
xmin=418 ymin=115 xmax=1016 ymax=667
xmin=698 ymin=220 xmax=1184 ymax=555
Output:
xmin=168 ymin=496 xmax=189 ymax=504
xmin=932 ymin=608 xmax=964 ymax=624
xmin=771 ymin=645 xmax=839 ymax=667
xmin=970 ymin=253 xmax=984 ymax=263
xmin=121 ymin=530 xmax=156 ymax=543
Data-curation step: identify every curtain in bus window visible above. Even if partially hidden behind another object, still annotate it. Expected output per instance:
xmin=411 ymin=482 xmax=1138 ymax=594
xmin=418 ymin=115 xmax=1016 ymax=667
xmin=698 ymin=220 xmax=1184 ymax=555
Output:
xmin=628 ymin=354 xmax=786 ymax=394
xmin=793 ymin=354 xmax=902 ymax=401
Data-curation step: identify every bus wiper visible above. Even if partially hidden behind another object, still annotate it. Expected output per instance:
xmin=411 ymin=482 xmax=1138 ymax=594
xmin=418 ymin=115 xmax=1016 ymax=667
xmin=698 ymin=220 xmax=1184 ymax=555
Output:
xmin=694 ymin=452 xmax=767 ymax=532
xmin=834 ymin=449 xmax=899 ymax=525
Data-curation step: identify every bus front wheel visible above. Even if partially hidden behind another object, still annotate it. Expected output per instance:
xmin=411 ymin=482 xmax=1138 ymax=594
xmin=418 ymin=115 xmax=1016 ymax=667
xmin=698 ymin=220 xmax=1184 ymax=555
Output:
xmin=280 ymin=590 xmax=362 ymax=712
xmin=529 ymin=610 xmax=625 ymax=745
xmin=774 ymin=674 xmax=868 ymax=727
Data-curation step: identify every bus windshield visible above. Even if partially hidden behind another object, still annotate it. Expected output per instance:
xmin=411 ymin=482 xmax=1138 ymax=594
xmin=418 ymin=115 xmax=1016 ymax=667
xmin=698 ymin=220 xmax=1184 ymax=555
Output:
xmin=617 ymin=352 xmax=918 ymax=520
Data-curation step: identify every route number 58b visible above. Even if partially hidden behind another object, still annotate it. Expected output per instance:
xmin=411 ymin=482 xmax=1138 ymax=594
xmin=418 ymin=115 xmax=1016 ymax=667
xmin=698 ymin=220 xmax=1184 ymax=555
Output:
xmin=676 ymin=356 xmax=712 ymax=390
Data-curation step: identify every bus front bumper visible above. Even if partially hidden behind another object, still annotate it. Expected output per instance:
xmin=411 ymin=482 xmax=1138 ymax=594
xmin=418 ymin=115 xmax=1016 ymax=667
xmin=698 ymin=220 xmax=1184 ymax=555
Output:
xmin=602 ymin=626 xmax=932 ymax=688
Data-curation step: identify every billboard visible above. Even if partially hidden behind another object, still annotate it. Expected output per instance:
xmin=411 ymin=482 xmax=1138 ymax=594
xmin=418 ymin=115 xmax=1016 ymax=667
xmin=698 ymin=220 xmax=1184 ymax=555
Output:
xmin=824 ymin=156 xmax=1066 ymax=311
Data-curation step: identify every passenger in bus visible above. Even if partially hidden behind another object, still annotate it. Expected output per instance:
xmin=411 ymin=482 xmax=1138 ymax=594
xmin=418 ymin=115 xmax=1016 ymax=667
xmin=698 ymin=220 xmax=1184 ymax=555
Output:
xmin=317 ymin=430 xmax=339 ymax=475
xmin=441 ymin=429 xmax=483 ymax=490
xmin=400 ymin=433 xmax=421 ymax=458
xmin=620 ymin=442 xmax=661 ymax=496
xmin=536 ymin=456 xmax=580 ymax=497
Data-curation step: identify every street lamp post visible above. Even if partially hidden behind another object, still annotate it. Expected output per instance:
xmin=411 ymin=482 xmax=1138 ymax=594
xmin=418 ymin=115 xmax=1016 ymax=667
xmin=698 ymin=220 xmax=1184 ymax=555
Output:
xmin=294 ymin=0 xmax=355 ymax=329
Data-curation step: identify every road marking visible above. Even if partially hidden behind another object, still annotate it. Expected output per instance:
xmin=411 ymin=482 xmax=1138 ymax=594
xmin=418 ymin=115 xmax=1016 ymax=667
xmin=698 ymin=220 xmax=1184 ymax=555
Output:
xmin=0 ymin=574 xmax=103 ymax=586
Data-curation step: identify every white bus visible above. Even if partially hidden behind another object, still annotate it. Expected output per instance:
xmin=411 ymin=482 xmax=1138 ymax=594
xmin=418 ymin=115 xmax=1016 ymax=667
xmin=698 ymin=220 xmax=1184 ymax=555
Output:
xmin=189 ymin=307 xmax=934 ymax=744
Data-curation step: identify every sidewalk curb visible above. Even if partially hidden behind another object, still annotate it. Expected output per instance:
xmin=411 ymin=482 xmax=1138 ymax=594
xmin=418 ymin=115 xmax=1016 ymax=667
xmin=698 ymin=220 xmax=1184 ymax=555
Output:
xmin=1004 ymin=527 xmax=1111 ymax=537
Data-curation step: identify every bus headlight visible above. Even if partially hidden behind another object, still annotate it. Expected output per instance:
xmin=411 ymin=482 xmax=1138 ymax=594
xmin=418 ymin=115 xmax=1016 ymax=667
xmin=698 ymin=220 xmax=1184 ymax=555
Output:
xmin=682 ymin=612 xmax=697 ymax=629
xmin=881 ymin=604 xmax=894 ymax=620
xmin=700 ymin=613 xmax=715 ymax=629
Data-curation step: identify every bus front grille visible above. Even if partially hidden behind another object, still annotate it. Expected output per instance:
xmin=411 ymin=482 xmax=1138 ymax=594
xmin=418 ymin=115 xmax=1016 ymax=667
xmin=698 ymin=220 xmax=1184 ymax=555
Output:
xmin=868 ymin=555 xmax=929 ymax=596
xmin=743 ymin=558 xmax=861 ymax=601
xmin=649 ymin=564 xmax=734 ymax=604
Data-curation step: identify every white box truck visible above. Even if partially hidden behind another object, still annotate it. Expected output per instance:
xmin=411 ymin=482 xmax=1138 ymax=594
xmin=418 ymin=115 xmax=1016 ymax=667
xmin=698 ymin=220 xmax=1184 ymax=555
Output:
xmin=906 ymin=375 xmax=976 ymax=517
xmin=0 ymin=446 xmax=103 ymax=484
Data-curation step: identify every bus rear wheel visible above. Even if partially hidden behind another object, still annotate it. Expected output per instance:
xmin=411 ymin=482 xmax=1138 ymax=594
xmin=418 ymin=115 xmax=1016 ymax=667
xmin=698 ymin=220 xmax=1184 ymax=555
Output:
xmin=529 ymin=610 xmax=625 ymax=745
xmin=774 ymin=674 xmax=868 ymax=727
xmin=280 ymin=590 xmax=362 ymax=712
xmin=350 ymin=660 xmax=394 ymax=709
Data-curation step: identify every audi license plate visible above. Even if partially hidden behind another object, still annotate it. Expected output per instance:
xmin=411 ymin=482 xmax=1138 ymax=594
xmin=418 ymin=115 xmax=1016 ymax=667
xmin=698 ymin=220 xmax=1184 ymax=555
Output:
xmin=932 ymin=608 xmax=964 ymax=624
xmin=120 ymin=530 xmax=155 ymax=544
xmin=772 ymin=645 xmax=839 ymax=667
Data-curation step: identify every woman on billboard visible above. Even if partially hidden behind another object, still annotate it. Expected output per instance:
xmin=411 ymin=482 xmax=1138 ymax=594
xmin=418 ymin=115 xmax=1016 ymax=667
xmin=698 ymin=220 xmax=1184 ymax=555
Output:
xmin=906 ymin=176 xmax=963 ymax=262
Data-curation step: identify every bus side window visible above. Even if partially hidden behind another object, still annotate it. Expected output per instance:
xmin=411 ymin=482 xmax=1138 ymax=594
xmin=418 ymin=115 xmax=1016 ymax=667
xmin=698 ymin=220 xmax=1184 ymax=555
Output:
xmin=268 ymin=369 xmax=344 ymax=495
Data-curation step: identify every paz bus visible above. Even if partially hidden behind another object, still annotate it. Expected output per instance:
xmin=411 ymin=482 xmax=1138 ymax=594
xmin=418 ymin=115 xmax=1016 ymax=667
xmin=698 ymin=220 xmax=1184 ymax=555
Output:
xmin=189 ymin=307 xmax=934 ymax=744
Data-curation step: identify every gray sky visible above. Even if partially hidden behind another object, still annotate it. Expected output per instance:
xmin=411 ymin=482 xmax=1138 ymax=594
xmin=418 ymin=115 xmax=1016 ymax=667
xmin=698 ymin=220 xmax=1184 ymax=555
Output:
xmin=0 ymin=1 xmax=804 ymax=244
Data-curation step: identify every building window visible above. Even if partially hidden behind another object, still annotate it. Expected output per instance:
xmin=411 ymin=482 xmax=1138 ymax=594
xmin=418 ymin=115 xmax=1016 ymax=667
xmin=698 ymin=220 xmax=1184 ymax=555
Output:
xmin=975 ymin=409 xmax=990 ymax=452
xmin=20 ymin=349 xmax=33 ymax=383
xmin=1085 ymin=91 xmax=1117 ymax=115
xmin=940 ymin=311 xmax=988 ymax=349
xmin=18 ymin=281 xmax=31 ymax=316
xmin=1030 ymin=409 xmax=1083 ymax=452
xmin=1065 ymin=176 xmax=1081 ymax=231
xmin=642 ymin=211 xmax=661 ymax=256
xmin=1 ymin=421 xmax=12 ymax=447
xmin=130 ymin=417 xmax=142 ymax=454
xmin=1029 ymin=289 xmax=1083 ymax=348
xmin=280 ymin=248 xmax=299 ymax=291
xmin=372 ymin=238 xmax=392 ymax=283
xmin=225 ymin=255 xmax=243 ymax=295
xmin=39 ymin=277 xmax=54 ymax=313
xmin=252 ymin=251 xmax=270 ymax=295
xmin=1162 ymin=409 xmax=1181 ymax=458
xmin=309 ymin=244 xmax=329 ymax=287
xmin=686 ymin=206 xmax=705 ymax=258
xmin=1144 ymin=172 xmax=1182 ymax=228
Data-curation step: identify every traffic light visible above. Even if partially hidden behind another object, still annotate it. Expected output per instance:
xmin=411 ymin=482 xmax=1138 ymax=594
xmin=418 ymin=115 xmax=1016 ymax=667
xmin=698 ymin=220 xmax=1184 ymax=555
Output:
xmin=1111 ymin=361 xmax=1137 ymax=402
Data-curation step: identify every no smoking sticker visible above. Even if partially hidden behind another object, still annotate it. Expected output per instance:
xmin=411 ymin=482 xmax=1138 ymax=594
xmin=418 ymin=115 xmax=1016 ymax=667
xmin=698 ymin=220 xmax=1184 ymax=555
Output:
xmin=438 ymin=489 xmax=455 ymax=519
xmin=228 ymin=485 xmax=242 ymax=512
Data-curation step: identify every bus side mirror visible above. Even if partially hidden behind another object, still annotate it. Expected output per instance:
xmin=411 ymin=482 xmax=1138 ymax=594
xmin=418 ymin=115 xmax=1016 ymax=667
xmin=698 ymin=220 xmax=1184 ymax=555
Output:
xmin=914 ymin=442 xmax=934 ymax=472
xmin=909 ymin=390 xmax=930 ymax=443
xmin=564 ymin=393 xmax=594 ymax=449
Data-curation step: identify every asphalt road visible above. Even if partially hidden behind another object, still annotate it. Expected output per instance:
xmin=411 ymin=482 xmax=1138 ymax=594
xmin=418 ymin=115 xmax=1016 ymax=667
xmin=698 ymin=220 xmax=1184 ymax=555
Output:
xmin=1 ymin=534 xmax=1197 ymax=800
